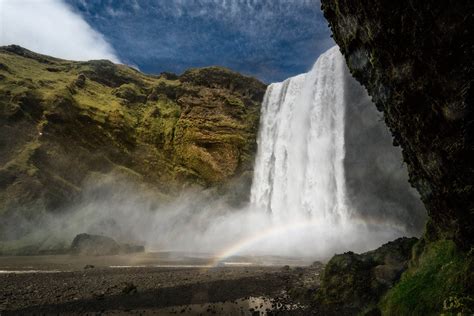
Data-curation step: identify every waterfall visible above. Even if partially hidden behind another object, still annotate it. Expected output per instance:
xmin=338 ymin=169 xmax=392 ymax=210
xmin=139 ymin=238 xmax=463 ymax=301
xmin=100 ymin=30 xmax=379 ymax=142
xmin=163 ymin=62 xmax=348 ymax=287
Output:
xmin=251 ymin=46 xmax=349 ymax=223
xmin=132 ymin=46 xmax=421 ymax=259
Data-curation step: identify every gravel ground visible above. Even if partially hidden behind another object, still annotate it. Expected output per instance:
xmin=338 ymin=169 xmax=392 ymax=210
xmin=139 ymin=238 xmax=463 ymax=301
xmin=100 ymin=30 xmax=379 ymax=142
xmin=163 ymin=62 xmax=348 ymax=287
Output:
xmin=0 ymin=255 xmax=323 ymax=315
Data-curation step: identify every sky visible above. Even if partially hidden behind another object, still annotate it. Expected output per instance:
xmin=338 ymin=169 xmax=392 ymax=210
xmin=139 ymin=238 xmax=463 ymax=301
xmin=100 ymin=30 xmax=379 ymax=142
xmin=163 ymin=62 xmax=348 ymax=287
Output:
xmin=0 ymin=0 xmax=333 ymax=83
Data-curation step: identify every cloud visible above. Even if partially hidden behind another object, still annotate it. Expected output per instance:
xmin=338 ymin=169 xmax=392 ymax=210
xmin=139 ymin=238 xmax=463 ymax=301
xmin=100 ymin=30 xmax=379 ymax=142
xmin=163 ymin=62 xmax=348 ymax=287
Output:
xmin=0 ymin=0 xmax=120 ymax=62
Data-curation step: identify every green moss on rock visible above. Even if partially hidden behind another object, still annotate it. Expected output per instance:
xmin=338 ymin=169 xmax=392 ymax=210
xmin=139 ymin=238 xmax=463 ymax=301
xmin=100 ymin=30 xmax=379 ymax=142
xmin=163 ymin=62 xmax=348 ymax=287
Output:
xmin=380 ymin=240 xmax=474 ymax=315
xmin=0 ymin=45 xmax=266 ymax=238
xmin=313 ymin=237 xmax=417 ymax=315
xmin=112 ymin=83 xmax=146 ymax=104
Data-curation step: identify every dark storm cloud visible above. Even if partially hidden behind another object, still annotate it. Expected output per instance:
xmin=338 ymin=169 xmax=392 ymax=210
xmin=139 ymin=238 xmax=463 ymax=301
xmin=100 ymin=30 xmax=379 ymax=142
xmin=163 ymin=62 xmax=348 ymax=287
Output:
xmin=65 ymin=0 xmax=333 ymax=82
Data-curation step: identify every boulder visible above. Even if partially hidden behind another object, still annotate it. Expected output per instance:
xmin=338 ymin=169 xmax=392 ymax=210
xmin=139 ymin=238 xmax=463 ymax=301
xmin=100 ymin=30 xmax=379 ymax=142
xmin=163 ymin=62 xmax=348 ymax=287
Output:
xmin=314 ymin=237 xmax=417 ymax=315
xmin=74 ymin=74 xmax=86 ymax=88
xmin=70 ymin=233 xmax=145 ymax=256
xmin=70 ymin=233 xmax=120 ymax=256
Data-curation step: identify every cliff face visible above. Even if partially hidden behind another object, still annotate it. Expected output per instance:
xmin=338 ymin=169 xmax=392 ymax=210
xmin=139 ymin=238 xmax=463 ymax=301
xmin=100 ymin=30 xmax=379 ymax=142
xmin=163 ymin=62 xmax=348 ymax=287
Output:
xmin=0 ymin=45 xmax=265 ymax=237
xmin=320 ymin=1 xmax=473 ymax=314
xmin=321 ymin=1 xmax=473 ymax=248
xmin=341 ymin=59 xmax=426 ymax=235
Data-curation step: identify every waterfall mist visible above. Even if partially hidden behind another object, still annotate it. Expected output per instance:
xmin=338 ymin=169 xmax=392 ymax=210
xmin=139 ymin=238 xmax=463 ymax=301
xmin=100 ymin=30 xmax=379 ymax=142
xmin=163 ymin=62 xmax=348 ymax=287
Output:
xmin=0 ymin=173 xmax=406 ymax=261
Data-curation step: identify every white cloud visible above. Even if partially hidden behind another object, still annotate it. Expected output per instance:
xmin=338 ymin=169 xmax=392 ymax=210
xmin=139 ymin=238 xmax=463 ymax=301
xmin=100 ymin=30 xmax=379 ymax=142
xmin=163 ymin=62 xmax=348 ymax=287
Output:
xmin=0 ymin=0 xmax=121 ymax=62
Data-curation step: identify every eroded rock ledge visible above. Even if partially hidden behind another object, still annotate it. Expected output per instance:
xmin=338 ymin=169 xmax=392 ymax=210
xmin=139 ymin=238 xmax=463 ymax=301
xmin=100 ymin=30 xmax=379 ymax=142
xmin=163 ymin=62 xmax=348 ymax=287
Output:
xmin=321 ymin=0 xmax=473 ymax=247
xmin=319 ymin=1 xmax=473 ymax=314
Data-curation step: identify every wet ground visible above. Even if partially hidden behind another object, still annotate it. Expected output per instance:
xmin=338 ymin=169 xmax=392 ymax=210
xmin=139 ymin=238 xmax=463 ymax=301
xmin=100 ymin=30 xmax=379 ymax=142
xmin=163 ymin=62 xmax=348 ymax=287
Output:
xmin=0 ymin=253 xmax=322 ymax=315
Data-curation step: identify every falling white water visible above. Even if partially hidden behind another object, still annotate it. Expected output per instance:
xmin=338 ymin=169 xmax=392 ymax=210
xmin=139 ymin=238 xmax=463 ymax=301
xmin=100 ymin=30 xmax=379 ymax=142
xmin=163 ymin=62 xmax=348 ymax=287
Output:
xmin=251 ymin=46 xmax=349 ymax=224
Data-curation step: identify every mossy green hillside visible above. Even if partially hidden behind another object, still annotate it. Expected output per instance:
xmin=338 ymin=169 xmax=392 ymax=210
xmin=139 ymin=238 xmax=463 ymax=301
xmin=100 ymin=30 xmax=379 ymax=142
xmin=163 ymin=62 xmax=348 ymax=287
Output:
xmin=380 ymin=240 xmax=474 ymax=316
xmin=0 ymin=45 xmax=266 ymax=232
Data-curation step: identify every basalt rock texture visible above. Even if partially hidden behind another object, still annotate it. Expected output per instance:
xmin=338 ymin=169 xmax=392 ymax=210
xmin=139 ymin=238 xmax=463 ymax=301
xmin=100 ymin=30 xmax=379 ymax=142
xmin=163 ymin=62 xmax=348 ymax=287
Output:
xmin=321 ymin=0 xmax=473 ymax=247
xmin=321 ymin=0 xmax=473 ymax=314
xmin=314 ymin=237 xmax=417 ymax=315
xmin=0 ymin=45 xmax=265 ymax=240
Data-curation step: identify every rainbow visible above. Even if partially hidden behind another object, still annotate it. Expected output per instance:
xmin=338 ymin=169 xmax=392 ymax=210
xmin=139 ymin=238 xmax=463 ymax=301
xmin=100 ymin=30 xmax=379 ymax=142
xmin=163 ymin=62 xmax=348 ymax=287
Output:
xmin=210 ymin=219 xmax=326 ymax=267
xmin=206 ymin=216 xmax=408 ymax=268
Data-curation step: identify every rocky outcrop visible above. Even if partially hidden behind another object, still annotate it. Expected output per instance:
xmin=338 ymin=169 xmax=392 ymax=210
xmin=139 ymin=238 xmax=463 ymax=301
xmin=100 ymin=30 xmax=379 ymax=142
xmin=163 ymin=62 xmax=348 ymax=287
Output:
xmin=321 ymin=0 xmax=473 ymax=247
xmin=320 ymin=1 xmax=473 ymax=314
xmin=70 ymin=233 xmax=144 ymax=256
xmin=71 ymin=233 xmax=120 ymax=256
xmin=314 ymin=237 xmax=417 ymax=315
xmin=0 ymin=46 xmax=266 ymax=240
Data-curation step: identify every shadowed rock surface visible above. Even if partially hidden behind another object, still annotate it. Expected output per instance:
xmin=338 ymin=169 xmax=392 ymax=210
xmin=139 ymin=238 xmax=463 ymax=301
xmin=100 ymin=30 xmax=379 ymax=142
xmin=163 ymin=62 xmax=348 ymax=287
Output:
xmin=321 ymin=0 xmax=473 ymax=314
xmin=341 ymin=57 xmax=426 ymax=234
xmin=321 ymin=0 xmax=473 ymax=248
xmin=313 ymin=237 xmax=417 ymax=315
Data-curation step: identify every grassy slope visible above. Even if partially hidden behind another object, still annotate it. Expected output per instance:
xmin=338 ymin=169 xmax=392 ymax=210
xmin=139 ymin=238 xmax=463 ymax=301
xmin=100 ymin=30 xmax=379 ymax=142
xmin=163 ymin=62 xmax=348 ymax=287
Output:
xmin=0 ymin=45 xmax=265 ymax=233
xmin=380 ymin=239 xmax=473 ymax=315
